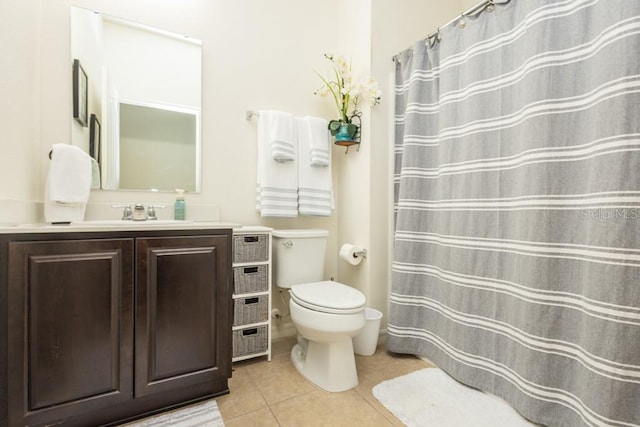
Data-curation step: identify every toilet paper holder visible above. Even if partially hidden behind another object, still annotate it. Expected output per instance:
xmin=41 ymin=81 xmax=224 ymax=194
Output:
xmin=355 ymin=248 xmax=367 ymax=258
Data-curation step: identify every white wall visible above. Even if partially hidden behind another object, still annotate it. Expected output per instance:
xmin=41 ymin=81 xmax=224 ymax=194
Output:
xmin=0 ymin=0 xmax=43 ymax=223
xmin=335 ymin=0 xmax=465 ymax=332
xmin=463 ymin=0 xmax=481 ymax=10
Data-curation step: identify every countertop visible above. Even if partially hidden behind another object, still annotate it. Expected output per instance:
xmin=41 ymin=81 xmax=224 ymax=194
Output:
xmin=0 ymin=220 xmax=241 ymax=234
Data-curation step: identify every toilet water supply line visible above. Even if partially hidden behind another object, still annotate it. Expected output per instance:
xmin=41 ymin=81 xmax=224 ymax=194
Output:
xmin=271 ymin=290 xmax=290 ymax=320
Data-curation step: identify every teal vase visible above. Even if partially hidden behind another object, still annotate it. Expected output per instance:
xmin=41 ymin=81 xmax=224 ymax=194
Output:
xmin=334 ymin=123 xmax=353 ymax=142
xmin=333 ymin=122 xmax=358 ymax=146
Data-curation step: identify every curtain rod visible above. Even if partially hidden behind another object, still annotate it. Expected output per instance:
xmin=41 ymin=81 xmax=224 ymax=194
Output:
xmin=392 ymin=0 xmax=511 ymax=62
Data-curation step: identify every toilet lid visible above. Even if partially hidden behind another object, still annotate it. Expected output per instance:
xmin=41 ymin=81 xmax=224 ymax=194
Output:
xmin=290 ymin=281 xmax=366 ymax=314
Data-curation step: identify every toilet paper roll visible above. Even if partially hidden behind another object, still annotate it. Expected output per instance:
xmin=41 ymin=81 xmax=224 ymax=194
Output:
xmin=340 ymin=243 xmax=364 ymax=266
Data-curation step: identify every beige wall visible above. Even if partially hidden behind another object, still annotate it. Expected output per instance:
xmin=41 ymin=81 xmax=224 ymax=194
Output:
xmin=0 ymin=0 xmax=43 ymax=222
xmin=463 ymin=0 xmax=481 ymax=10
xmin=362 ymin=0 xmax=468 ymax=327
xmin=1 ymin=0 xmax=464 ymax=336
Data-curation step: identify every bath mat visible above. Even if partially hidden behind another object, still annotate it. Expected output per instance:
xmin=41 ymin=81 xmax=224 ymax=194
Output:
xmin=373 ymin=368 xmax=535 ymax=427
xmin=119 ymin=398 xmax=224 ymax=426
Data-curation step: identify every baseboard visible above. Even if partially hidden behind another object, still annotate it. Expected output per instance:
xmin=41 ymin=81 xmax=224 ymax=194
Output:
xmin=271 ymin=322 xmax=298 ymax=340
xmin=377 ymin=328 xmax=387 ymax=345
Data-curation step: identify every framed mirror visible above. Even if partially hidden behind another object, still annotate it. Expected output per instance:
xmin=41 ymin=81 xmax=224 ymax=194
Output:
xmin=70 ymin=6 xmax=202 ymax=192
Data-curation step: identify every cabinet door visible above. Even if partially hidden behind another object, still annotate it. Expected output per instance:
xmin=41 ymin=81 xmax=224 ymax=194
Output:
xmin=135 ymin=235 xmax=231 ymax=397
xmin=7 ymin=238 xmax=134 ymax=426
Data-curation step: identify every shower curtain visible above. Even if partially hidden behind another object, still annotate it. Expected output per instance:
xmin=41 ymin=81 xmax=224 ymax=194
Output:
xmin=389 ymin=1 xmax=640 ymax=426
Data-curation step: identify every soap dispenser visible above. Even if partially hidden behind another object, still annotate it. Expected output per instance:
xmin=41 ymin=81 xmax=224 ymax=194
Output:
xmin=174 ymin=189 xmax=186 ymax=220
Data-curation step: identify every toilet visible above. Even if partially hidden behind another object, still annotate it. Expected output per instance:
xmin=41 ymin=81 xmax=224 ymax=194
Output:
xmin=272 ymin=229 xmax=366 ymax=392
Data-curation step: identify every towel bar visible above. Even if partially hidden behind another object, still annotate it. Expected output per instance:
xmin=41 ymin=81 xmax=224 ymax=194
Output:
xmin=246 ymin=110 xmax=259 ymax=120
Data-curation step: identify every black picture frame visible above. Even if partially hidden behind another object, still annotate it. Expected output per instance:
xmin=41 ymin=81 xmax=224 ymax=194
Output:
xmin=89 ymin=114 xmax=101 ymax=163
xmin=73 ymin=59 xmax=88 ymax=127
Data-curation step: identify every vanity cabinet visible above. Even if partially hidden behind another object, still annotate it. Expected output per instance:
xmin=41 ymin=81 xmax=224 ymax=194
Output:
xmin=6 ymin=238 xmax=135 ymax=426
xmin=135 ymin=236 xmax=229 ymax=397
xmin=0 ymin=228 xmax=232 ymax=427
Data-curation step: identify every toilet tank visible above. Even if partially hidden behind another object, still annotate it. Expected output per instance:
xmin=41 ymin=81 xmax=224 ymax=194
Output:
xmin=272 ymin=229 xmax=329 ymax=289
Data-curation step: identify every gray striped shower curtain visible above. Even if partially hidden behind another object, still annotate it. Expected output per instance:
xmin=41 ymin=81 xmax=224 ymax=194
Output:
xmin=388 ymin=1 xmax=640 ymax=426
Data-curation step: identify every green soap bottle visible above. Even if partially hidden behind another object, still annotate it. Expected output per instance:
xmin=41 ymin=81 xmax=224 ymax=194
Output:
xmin=174 ymin=189 xmax=186 ymax=220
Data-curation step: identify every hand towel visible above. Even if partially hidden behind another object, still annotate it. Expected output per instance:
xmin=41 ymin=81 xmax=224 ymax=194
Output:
xmin=305 ymin=116 xmax=331 ymax=167
xmin=90 ymin=158 xmax=101 ymax=189
xmin=256 ymin=113 xmax=298 ymax=217
xmin=47 ymin=143 xmax=92 ymax=203
xmin=296 ymin=118 xmax=334 ymax=216
xmin=262 ymin=110 xmax=296 ymax=162
xmin=44 ymin=143 xmax=92 ymax=223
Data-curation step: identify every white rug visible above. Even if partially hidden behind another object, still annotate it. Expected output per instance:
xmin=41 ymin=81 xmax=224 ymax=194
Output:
xmin=373 ymin=368 xmax=535 ymax=427
xmin=119 ymin=399 xmax=224 ymax=426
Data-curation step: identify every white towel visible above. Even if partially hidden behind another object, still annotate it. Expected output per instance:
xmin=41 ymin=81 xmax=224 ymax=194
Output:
xmin=90 ymin=158 xmax=101 ymax=189
xmin=305 ymin=116 xmax=331 ymax=167
xmin=47 ymin=143 xmax=92 ymax=203
xmin=256 ymin=113 xmax=298 ymax=217
xmin=262 ymin=110 xmax=296 ymax=162
xmin=44 ymin=143 xmax=92 ymax=223
xmin=296 ymin=118 xmax=334 ymax=216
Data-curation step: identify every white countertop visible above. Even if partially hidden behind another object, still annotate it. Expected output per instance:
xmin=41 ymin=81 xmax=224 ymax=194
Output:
xmin=0 ymin=220 xmax=241 ymax=234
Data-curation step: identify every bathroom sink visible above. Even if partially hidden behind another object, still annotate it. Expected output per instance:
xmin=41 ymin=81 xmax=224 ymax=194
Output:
xmin=71 ymin=220 xmax=193 ymax=226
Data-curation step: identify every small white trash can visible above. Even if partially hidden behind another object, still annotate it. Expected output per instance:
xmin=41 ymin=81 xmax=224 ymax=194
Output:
xmin=353 ymin=308 xmax=383 ymax=356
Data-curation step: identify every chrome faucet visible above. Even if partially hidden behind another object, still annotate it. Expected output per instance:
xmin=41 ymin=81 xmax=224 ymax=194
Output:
xmin=132 ymin=204 xmax=147 ymax=221
xmin=147 ymin=205 xmax=166 ymax=220
xmin=111 ymin=203 xmax=166 ymax=221
xmin=112 ymin=204 xmax=133 ymax=220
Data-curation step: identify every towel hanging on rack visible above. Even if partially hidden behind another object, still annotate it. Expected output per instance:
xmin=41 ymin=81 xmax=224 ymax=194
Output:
xmin=261 ymin=110 xmax=296 ymax=162
xmin=297 ymin=117 xmax=333 ymax=216
xmin=255 ymin=112 xmax=298 ymax=217
xmin=44 ymin=143 xmax=92 ymax=223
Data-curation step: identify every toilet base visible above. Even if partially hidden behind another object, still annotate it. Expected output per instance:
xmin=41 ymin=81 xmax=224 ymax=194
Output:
xmin=290 ymin=338 xmax=359 ymax=392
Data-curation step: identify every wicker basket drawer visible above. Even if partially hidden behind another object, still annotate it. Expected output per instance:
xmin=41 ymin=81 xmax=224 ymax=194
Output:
xmin=233 ymin=234 xmax=268 ymax=263
xmin=233 ymin=295 xmax=269 ymax=326
xmin=233 ymin=325 xmax=268 ymax=358
xmin=233 ymin=265 xmax=268 ymax=294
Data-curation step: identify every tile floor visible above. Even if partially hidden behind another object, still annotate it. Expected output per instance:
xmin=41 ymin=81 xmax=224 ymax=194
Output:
xmin=217 ymin=336 xmax=433 ymax=426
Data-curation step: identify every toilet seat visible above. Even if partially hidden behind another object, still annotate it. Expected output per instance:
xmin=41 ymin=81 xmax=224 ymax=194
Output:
xmin=290 ymin=281 xmax=366 ymax=314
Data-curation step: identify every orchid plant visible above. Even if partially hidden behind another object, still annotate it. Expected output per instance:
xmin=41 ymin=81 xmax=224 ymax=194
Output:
xmin=314 ymin=53 xmax=381 ymax=139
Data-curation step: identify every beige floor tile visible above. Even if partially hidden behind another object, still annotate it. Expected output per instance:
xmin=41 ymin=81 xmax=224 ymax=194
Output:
xmin=218 ymin=340 xmax=428 ymax=426
xmin=270 ymin=389 xmax=393 ymax=427
xmin=354 ymin=349 xmax=433 ymax=426
xmin=355 ymin=345 xmax=432 ymax=376
xmin=244 ymin=351 xmax=317 ymax=405
xmin=224 ymin=407 xmax=280 ymax=427
xmin=217 ymin=363 xmax=268 ymax=420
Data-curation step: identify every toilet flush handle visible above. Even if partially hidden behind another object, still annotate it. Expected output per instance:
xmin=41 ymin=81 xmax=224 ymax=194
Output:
xmin=282 ymin=240 xmax=294 ymax=248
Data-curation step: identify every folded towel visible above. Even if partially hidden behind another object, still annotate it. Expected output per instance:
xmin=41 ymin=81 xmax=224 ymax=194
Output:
xmin=256 ymin=113 xmax=298 ymax=217
xmin=44 ymin=187 xmax=87 ymax=223
xmin=47 ymin=143 xmax=92 ymax=204
xmin=296 ymin=118 xmax=333 ymax=216
xmin=44 ymin=143 xmax=92 ymax=223
xmin=305 ymin=116 xmax=331 ymax=167
xmin=261 ymin=110 xmax=296 ymax=162
xmin=90 ymin=158 xmax=101 ymax=189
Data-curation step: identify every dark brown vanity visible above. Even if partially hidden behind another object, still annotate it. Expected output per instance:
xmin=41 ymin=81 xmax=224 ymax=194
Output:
xmin=0 ymin=224 xmax=233 ymax=426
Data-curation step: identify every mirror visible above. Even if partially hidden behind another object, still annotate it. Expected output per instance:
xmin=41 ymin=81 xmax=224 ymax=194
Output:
xmin=70 ymin=6 xmax=202 ymax=192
